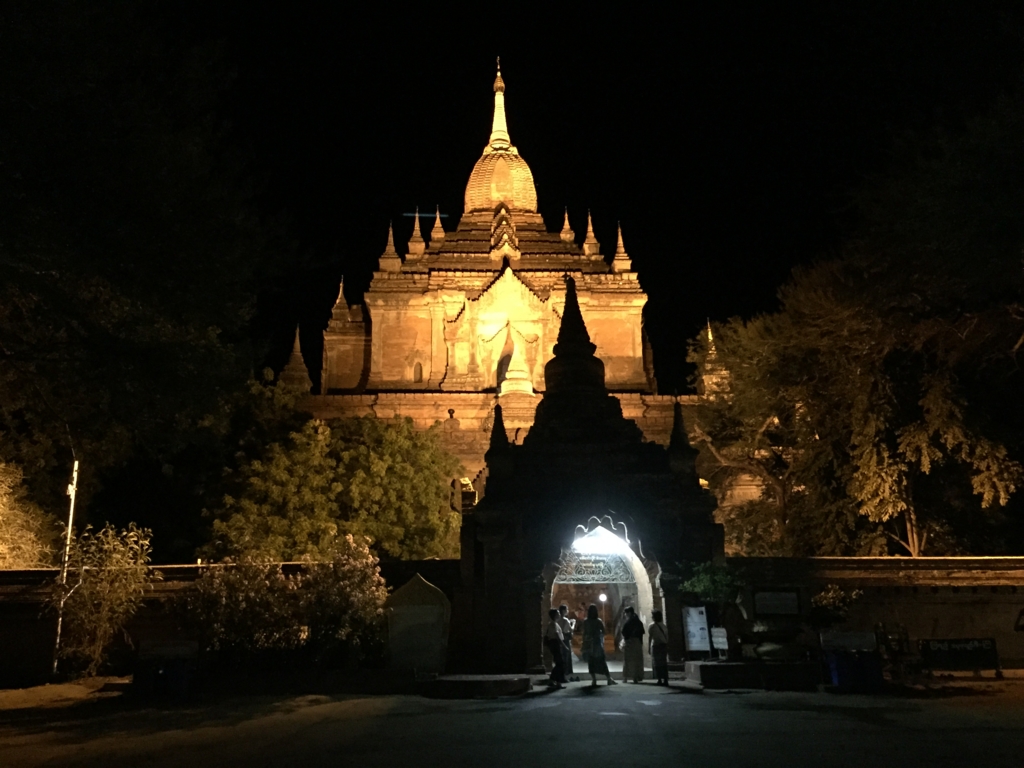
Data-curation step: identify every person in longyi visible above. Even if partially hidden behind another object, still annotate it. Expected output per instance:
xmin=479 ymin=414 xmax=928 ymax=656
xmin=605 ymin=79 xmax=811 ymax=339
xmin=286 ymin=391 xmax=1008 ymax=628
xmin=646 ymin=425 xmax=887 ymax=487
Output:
xmin=648 ymin=610 xmax=669 ymax=685
xmin=581 ymin=604 xmax=617 ymax=687
xmin=620 ymin=606 xmax=645 ymax=683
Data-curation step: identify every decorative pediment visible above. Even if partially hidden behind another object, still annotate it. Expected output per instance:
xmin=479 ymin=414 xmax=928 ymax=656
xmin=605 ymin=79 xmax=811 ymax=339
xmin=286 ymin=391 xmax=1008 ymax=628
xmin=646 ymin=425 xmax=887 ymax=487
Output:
xmin=554 ymin=549 xmax=635 ymax=584
xmin=473 ymin=265 xmax=548 ymax=315
xmin=490 ymin=204 xmax=519 ymax=252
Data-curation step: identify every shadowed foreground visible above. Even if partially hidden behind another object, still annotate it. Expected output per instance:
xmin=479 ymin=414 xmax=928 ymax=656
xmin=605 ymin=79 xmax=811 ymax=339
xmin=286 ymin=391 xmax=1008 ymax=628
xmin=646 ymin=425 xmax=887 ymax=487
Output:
xmin=1 ymin=680 xmax=1023 ymax=767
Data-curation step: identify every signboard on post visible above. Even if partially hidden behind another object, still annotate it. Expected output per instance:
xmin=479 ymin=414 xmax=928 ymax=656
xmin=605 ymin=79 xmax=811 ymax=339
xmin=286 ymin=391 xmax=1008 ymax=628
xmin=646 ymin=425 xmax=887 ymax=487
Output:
xmin=683 ymin=606 xmax=710 ymax=652
xmin=919 ymin=639 xmax=999 ymax=671
xmin=711 ymin=627 xmax=729 ymax=651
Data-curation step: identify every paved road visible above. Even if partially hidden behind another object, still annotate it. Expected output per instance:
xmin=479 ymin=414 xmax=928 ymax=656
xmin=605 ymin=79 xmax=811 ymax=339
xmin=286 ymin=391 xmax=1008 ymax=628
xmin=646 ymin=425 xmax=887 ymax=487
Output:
xmin=2 ymin=680 xmax=1023 ymax=768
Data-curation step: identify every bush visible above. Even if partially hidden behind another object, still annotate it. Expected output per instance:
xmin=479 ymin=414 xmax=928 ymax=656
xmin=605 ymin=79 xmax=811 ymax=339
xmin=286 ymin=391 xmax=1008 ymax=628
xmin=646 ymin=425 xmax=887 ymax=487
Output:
xmin=52 ymin=523 xmax=156 ymax=676
xmin=180 ymin=535 xmax=387 ymax=665
xmin=0 ymin=461 xmax=57 ymax=569
xmin=680 ymin=561 xmax=744 ymax=609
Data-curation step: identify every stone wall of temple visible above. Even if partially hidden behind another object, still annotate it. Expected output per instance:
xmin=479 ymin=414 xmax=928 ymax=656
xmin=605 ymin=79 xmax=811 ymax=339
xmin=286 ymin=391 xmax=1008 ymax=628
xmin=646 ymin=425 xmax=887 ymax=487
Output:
xmin=305 ymin=391 xmax=691 ymax=480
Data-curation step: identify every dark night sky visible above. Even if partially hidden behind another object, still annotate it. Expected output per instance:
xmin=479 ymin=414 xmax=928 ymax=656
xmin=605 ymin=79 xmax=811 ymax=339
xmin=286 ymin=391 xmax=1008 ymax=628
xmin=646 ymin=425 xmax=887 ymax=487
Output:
xmin=171 ymin=2 xmax=1024 ymax=389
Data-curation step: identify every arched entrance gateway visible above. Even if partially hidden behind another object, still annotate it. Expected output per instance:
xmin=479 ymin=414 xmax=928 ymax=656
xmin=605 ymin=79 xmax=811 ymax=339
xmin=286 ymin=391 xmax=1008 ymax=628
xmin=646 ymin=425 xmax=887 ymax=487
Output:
xmin=548 ymin=517 xmax=661 ymax=670
xmin=448 ymin=276 xmax=722 ymax=674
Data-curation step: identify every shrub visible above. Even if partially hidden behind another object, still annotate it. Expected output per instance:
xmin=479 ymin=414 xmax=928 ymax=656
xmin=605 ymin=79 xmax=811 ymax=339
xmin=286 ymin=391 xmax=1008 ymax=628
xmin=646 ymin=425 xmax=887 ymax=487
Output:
xmin=179 ymin=534 xmax=387 ymax=664
xmin=0 ymin=461 xmax=57 ymax=569
xmin=52 ymin=523 xmax=156 ymax=675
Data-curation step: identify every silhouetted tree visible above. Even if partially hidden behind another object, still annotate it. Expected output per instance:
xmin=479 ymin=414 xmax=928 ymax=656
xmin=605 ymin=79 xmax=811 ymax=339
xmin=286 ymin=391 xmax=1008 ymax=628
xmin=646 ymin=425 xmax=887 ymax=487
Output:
xmin=692 ymin=94 xmax=1024 ymax=556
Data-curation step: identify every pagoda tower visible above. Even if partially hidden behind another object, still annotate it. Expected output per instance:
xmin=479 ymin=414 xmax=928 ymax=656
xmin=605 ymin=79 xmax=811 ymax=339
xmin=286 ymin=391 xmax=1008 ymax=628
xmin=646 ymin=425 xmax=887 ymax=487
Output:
xmin=307 ymin=62 xmax=680 ymax=481
xmin=451 ymin=277 xmax=721 ymax=673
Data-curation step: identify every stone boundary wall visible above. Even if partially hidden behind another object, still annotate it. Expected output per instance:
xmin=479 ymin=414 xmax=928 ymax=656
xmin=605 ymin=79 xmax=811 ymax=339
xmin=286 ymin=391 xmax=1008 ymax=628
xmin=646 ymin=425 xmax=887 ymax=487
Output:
xmin=305 ymin=392 xmax=689 ymax=478
xmin=732 ymin=557 xmax=1024 ymax=667
xmin=4 ymin=556 xmax=1023 ymax=685
xmin=0 ymin=561 xmax=460 ymax=688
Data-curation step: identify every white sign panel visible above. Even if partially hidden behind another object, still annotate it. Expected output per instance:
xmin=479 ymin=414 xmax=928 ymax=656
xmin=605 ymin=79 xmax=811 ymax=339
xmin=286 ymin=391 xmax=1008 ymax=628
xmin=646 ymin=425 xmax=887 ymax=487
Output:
xmin=711 ymin=627 xmax=729 ymax=651
xmin=683 ymin=606 xmax=710 ymax=652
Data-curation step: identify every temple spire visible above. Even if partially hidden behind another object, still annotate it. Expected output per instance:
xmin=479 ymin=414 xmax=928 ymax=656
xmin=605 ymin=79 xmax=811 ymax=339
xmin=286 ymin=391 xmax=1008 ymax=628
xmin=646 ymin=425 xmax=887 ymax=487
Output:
xmin=489 ymin=58 xmax=510 ymax=149
xmin=668 ymin=398 xmax=699 ymax=477
xmin=560 ymin=207 xmax=575 ymax=244
xmin=280 ymin=324 xmax=313 ymax=394
xmin=611 ymin=222 xmax=632 ymax=272
xmin=582 ymin=210 xmax=601 ymax=258
xmin=407 ymin=206 xmax=425 ymax=259
xmin=544 ymin=275 xmax=605 ymax=393
xmin=431 ymin=205 xmax=445 ymax=246
xmin=488 ymin=403 xmax=509 ymax=452
xmin=378 ymin=221 xmax=401 ymax=272
xmin=554 ymin=276 xmax=596 ymax=356
xmin=333 ymin=275 xmax=345 ymax=308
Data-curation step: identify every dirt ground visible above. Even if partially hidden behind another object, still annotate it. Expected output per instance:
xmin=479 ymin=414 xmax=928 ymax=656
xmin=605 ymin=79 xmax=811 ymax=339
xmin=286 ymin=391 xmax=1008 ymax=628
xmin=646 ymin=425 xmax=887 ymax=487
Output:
xmin=2 ymin=677 xmax=1024 ymax=768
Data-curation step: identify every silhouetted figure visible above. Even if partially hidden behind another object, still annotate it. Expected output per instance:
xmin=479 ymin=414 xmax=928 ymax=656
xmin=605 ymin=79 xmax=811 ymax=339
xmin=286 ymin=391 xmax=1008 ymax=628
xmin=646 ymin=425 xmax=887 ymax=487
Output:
xmin=582 ymin=604 xmax=617 ymax=687
xmin=545 ymin=608 xmax=566 ymax=687
xmin=621 ymin=606 xmax=645 ymax=683
xmin=649 ymin=610 xmax=669 ymax=685
xmin=558 ymin=604 xmax=576 ymax=681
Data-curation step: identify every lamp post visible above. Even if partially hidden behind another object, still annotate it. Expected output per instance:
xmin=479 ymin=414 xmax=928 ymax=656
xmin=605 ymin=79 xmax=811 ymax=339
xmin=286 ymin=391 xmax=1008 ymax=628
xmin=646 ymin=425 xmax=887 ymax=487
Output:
xmin=52 ymin=459 xmax=79 ymax=676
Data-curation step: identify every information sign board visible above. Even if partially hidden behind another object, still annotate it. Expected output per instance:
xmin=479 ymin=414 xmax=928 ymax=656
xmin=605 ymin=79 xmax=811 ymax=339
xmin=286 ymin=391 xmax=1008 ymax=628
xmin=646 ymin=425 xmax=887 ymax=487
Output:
xmin=711 ymin=627 xmax=729 ymax=651
xmin=919 ymin=638 xmax=999 ymax=671
xmin=683 ymin=606 xmax=710 ymax=651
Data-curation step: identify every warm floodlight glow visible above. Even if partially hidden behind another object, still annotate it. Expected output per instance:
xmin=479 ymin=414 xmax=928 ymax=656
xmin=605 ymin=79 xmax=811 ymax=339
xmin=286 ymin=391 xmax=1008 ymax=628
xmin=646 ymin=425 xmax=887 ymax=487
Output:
xmin=572 ymin=525 xmax=633 ymax=556
xmin=599 ymin=593 xmax=607 ymax=603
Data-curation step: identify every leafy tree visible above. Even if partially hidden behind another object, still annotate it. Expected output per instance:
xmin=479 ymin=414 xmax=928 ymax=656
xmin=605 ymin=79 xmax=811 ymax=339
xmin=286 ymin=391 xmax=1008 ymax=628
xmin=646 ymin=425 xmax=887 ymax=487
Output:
xmin=680 ymin=561 xmax=744 ymax=610
xmin=209 ymin=417 xmax=463 ymax=561
xmin=0 ymin=461 xmax=57 ymax=569
xmin=0 ymin=3 xmax=281 ymax=513
xmin=52 ymin=523 xmax=157 ymax=676
xmin=691 ymin=95 xmax=1024 ymax=556
xmin=179 ymin=535 xmax=387 ymax=661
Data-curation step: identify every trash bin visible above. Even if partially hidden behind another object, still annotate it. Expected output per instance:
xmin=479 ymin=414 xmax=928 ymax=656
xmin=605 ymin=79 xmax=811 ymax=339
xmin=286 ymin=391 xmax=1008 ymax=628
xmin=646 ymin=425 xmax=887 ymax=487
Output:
xmin=825 ymin=650 xmax=883 ymax=691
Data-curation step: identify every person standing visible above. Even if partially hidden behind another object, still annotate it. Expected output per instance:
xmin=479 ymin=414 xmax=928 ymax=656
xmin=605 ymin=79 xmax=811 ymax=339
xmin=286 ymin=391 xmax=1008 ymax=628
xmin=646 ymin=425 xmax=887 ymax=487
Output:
xmin=648 ymin=610 xmax=669 ymax=685
xmin=621 ymin=606 xmax=645 ymax=683
xmin=545 ymin=608 xmax=566 ymax=688
xmin=582 ymin=604 xmax=617 ymax=687
xmin=557 ymin=604 xmax=576 ymax=681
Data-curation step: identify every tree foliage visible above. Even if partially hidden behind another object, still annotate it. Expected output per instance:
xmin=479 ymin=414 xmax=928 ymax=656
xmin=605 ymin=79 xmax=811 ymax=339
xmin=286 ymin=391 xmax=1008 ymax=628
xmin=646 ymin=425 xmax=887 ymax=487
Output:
xmin=209 ymin=417 xmax=463 ymax=561
xmin=178 ymin=535 xmax=387 ymax=661
xmin=692 ymin=95 xmax=1024 ymax=557
xmin=53 ymin=523 xmax=157 ymax=675
xmin=0 ymin=461 xmax=57 ymax=569
xmin=0 ymin=2 xmax=281 ymax=512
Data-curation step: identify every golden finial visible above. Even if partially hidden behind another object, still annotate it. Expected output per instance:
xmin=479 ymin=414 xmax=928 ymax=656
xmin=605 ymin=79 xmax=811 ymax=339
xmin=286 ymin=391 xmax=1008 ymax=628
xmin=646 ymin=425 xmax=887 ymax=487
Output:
xmin=611 ymin=221 xmax=632 ymax=272
xmin=489 ymin=58 xmax=510 ymax=147
xmin=494 ymin=56 xmax=505 ymax=93
xmin=431 ymin=205 xmax=445 ymax=244
xmin=379 ymin=220 xmax=400 ymax=271
xmin=582 ymin=209 xmax=600 ymax=258
xmin=407 ymin=206 xmax=425 ymax=258
xmin=560 ymin=207 xmax=574 ymax=243
xmin=384 ymin=221 xmax=397 ymax=255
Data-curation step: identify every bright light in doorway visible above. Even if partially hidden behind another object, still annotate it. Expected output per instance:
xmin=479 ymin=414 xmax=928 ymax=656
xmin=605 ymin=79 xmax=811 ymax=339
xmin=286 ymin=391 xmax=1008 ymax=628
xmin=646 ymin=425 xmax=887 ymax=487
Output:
xmin=598 ymin=593 xmax=607 ymax=603
xmin=572 ymin=525 xmax=633 ymax=556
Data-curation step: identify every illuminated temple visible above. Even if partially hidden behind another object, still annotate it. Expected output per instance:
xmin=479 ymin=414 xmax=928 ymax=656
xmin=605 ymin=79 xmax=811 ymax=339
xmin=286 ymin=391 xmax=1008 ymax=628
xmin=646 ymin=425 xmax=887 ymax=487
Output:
xmin=297 ymin=64 xmax=690 ymax=481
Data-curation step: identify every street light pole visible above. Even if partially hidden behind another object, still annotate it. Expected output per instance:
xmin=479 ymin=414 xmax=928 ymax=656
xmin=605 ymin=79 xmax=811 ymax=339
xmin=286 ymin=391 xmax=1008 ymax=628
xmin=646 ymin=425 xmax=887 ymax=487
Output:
xmin=52 ymin=459 xmax=79 ymax=676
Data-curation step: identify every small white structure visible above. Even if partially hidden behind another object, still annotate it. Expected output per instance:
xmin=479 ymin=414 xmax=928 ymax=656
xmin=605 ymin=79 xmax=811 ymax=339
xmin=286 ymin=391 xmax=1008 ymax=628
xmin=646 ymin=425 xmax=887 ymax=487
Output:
xmin=385 ymin=574 xmax=451 ymax=675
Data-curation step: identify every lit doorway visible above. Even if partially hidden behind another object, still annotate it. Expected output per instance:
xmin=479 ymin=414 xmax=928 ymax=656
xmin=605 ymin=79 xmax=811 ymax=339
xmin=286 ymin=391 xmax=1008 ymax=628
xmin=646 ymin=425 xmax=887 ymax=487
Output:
xmin=549 ymin=518 xmax=657 ymax=668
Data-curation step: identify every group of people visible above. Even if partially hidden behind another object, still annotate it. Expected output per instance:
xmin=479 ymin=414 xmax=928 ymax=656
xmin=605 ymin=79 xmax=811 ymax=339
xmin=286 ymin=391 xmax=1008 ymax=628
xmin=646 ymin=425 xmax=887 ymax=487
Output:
xmin=545 ymin=603 xmax=670 ymax=688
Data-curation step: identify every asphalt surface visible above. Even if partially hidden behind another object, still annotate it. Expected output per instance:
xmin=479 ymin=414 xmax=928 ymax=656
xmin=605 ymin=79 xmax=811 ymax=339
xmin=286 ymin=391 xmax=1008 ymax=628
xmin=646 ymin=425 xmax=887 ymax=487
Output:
xmin=2 ymin=679 xmax=1023 ymax=768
